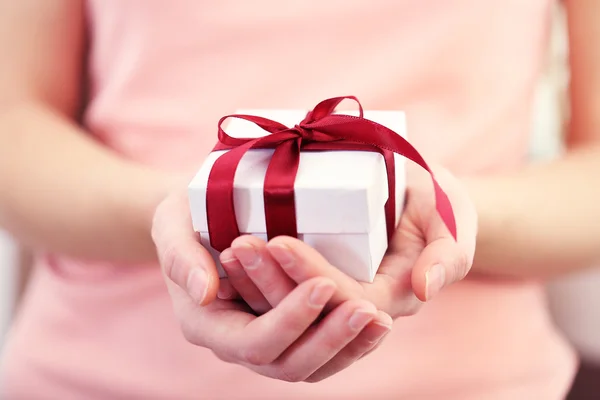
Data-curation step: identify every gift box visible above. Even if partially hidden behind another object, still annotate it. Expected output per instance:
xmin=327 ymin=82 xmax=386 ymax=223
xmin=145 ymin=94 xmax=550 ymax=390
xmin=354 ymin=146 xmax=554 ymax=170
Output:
xmin=188 ymin=97 xmax=456 ymax=283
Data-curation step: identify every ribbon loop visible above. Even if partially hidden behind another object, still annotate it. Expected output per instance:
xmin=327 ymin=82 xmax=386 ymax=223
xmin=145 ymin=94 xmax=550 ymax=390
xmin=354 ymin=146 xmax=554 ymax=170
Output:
xmin=205 ymin=97 xmax=457 ymax=253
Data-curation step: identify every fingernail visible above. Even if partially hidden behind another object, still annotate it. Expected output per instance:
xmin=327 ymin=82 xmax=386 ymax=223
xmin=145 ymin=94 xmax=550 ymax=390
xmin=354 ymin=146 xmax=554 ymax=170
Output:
xmin=234 ymin=243 xmax=260 ymax=270
xmin=348 ymin=308 xmax=376 ymax=331
xmin=425 ymin=264 xmax=446 ymax=301
xmin=309 ymin=281 xmax=335 ymax=308
xmin=220 ymin=257 xmax=237 ymax=265
xmin=268 ymin=244 xmax=294 ymax=268
xmin=366 ymin=324 xmax=392 ymax=344
xmin=366 ymin=312 xmax=393 ymax=343
xmin=374 ymin=312 xmax=393 ymax=328
xmin=219 ymin=248 xmax=237 ymax=265
xmin=217 ymin=285 xmax=234 ymax=300
xmin=187 ymin=268 xmax=208 ymax=303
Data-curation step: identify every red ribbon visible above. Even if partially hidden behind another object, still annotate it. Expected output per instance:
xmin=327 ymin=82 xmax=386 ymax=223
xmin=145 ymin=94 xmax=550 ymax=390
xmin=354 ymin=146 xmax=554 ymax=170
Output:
xmin=206 ymin=96 xmax=456 ymax=252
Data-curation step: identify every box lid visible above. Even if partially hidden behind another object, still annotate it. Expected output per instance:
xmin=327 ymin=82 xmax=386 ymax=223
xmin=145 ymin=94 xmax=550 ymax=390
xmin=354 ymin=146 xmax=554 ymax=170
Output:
xmin=188 ymin=109 xmax=406 ymax=235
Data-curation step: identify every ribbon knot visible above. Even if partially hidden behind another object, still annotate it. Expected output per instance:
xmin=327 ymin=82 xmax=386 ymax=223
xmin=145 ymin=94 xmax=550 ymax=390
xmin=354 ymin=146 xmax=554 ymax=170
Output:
xmin=206 ymin=96 xmax=457 ymax=252
xmin=292 ymin=124 xmax=337 ymax=145
xmin=292 ymin=124 xmax=312 ymax=141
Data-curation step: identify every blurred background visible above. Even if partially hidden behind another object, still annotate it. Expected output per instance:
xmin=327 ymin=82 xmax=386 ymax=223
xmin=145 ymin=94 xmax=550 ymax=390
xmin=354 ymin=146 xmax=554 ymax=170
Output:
xmin=0 ymin=2 xmax=598 ymax=398
xmin=0 ymin=231 xmax=17 ymax=346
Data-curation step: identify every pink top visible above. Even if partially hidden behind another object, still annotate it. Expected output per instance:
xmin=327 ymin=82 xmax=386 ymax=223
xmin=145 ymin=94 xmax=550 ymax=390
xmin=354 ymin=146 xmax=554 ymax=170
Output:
xmin=1 ymin=1 xmax=577 ymax=399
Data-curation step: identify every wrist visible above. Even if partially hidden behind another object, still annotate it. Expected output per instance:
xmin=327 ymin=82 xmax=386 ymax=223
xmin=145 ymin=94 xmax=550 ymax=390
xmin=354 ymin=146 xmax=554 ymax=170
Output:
xmin=114 ymin=165 xmax=187 ymax=262
xmin=460 ymin=175 xmax=508 ymax=277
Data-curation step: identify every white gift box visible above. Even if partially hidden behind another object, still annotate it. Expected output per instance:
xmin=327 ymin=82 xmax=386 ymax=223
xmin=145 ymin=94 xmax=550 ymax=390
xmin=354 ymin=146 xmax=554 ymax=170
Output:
xmin=188 ymin=109 xmax=407 ymax=282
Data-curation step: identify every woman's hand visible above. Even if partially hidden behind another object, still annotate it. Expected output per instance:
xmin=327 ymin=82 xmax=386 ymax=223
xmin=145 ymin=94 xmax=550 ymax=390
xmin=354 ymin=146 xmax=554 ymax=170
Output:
xmin=151 ymin=192 xmax=393 ymax=383
xmin=219 ymin=164 xmax=478 ymax=319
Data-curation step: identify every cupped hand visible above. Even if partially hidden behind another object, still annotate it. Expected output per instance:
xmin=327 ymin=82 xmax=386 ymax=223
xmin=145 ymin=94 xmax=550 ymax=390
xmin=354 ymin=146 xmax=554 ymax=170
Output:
xmin=219 ymin=163 xmax=478 ymax=319
xmin=151 ymin=192 xmax=393 ymax=383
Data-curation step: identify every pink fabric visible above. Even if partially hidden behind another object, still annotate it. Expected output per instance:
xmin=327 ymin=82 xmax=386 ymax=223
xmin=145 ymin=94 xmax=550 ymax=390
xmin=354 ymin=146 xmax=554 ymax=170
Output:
xmin=1 ymin=0 xmax=577 ymax=399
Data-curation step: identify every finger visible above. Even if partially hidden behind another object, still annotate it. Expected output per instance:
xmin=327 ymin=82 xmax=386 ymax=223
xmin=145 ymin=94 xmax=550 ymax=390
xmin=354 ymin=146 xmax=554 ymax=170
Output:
xmin=220 ymin=248 xmax=271 ymax=314
xmin=235 ymin=277 xmax=336 ymax=366
xmin=177 ymin=297 xmax=256 ymax=351
xmin=305 ymin=310 xmax=393 ymax=383
xmin=216 ymin=278 xmax=239 ymax=300
xmin=266 ymin=236 xmax=364 ymax=308
xmin=411 ymin=169 xmax=478 ymax=302
xmin=151 ymin=193 xmax=219 ymax=305
xmin=357 ymin=311 xmax=395 ymax=359
xmin=263 ymin=299 xmax=377 ymax=383
xmin=231 ymin=235 xmax=296 ymax=306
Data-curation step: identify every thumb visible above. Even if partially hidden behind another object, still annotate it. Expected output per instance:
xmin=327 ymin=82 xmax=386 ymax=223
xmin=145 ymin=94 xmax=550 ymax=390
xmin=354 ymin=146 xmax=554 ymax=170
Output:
xmin=411 ymin=237 xmax=473 ymax=302
xmin=151 ymin=192 xmax=219 ymax=305
xmin=410 ymin=168 xmax=477 ymax=302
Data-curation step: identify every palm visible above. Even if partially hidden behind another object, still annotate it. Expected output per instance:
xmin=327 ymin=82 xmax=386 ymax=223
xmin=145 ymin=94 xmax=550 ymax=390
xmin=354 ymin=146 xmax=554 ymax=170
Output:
xmin=362 ymin=210 xmax=429 ymax=318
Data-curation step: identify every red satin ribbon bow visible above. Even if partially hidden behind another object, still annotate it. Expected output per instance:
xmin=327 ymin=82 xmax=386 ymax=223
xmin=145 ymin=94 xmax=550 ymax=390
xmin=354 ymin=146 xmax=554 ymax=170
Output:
xmin=206 ymin=96 xmax=456 ymax=252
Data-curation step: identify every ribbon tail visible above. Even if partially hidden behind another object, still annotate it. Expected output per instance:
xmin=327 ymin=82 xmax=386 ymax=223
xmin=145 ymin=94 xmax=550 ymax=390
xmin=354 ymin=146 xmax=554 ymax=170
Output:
xmin=381 ymin=150 xmax=397 ymax=241
xmin=263 ymin=138 xmax=301 ymax=239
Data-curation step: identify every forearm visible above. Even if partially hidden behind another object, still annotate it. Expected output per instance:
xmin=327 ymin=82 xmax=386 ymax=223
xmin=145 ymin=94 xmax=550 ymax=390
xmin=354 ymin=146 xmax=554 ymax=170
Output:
xmin=0 ymin=101 xmax=180 ymax=263
xmin=465 ymin=144 xmax=600 ymax=279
